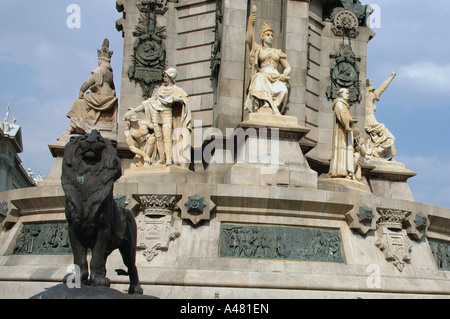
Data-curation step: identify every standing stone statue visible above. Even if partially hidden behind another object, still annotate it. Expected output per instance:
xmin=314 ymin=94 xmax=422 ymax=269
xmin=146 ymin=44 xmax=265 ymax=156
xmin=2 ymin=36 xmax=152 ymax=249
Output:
xmin=123 ymin=108 xmax=156 ymax=168
xmin=130 ymin=67 xmax=192 ymax=167
xmin=245 ymin=6 xmax=291 ymax=116
xmin=61 ymin=39 xmax=118 ymax=137
xmin=328 ymin=88 xmax=359 ymax=180
xmin=365 ymin=71 xmax=396 ymax=160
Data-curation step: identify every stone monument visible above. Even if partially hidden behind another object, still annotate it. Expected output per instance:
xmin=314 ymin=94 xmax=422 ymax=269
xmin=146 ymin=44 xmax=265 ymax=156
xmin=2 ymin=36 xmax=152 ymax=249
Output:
xmin=0 ymin=0 xmax=449 ymax=299
xmin=245 ymin=6 xmax=291 ymax=116
xmin=59 ymin=39 xmax=119 ymax=142
xmin=129 ymin=67 xmax=192 ymax=168
xmin=365 ymin=71 xmax=397 ymax=160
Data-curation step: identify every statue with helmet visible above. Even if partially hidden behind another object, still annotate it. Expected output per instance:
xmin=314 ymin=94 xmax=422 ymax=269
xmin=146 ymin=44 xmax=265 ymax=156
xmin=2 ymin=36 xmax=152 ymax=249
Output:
xmin=129 ymin=67 xmax=192 ymax=168
xmin=245 ymin=5 xmax=292 ymax=116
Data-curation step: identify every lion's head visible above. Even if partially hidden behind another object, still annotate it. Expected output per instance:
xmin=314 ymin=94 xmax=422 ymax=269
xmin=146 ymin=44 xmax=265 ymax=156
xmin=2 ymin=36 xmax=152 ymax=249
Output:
xmin=61 ymin=130 xmax=121 ymax=224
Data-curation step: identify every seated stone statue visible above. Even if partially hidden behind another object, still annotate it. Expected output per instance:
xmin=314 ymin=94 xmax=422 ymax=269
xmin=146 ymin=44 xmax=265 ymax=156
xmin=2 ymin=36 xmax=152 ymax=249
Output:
xmin=365 ymin=71 xmax=396 ymax=160
xmin=131 ymin=67 xmax=192 ymax=168
xmin=62 ymin=39 xmax=118 ymax=136
xmin=245 ymin=6 xmax=291 ymax=116
xmin=123 ymin=108 xmax=156 ymax=168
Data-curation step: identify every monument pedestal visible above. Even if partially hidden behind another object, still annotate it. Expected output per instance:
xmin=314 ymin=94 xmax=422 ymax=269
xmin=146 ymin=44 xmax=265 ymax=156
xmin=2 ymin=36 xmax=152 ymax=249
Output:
xmin=363 ymin=158 xmax=417 ymax=201
xmin=120 ymin=165 xmax=190 ymax=185
xmin=318 ymin=177 xmax=371 ymax=193
xmin=29 ymin=283 xmax=157 ymax=299
xmin=224 ymin=113 xmax=317 ymax=189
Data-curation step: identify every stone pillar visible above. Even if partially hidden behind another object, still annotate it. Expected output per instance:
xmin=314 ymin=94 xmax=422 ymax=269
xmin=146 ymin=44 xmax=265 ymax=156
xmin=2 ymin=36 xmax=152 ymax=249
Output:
xmin=283 ymin=0 xmax=309 ymax=125
xmin=212 ymin=0 xmax=248 ymax=132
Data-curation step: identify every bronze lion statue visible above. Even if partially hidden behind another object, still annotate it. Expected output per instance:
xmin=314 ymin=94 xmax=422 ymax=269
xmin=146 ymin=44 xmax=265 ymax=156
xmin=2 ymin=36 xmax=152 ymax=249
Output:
xmin=61 ymin=130 xmax=142 ymax=294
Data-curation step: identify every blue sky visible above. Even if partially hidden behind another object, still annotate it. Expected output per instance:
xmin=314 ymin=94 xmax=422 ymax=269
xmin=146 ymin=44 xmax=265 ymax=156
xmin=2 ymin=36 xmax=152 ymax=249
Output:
xmin=0 ymin=1 xmax=449 ymax=209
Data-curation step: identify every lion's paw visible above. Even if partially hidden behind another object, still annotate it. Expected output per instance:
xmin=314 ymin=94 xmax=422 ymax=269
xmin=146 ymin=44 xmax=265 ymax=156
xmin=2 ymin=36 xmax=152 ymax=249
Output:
xmin=90 ymin=276 xmax=111 ymax=287
xmin=128 ymin=284 xmax=144 ymax=295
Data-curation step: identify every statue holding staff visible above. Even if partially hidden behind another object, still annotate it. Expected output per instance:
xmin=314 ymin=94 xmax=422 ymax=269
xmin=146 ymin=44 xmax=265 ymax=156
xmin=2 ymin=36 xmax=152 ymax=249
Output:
xmin=245 ymin=6 xmax=291 ymax=115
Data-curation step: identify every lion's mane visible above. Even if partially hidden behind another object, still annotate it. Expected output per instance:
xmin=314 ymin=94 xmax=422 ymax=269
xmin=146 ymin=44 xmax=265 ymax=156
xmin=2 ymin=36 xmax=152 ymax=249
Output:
xmin=60 ymin=130 xmax=142 ymax=293
xmin=61 ymin=130 xmax=121 ymax=244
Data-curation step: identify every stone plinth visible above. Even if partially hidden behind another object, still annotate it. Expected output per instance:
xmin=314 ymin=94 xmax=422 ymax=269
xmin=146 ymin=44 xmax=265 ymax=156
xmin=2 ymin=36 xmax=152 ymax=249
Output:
xmin=44 ymin=141 xmax=134 ymax=187
xmin=120 ymin=165 xmax=190 ymax=185
xmin=29 ymin=283 xmax=157 ymax=299
xmin=224 ymin=113 xmax=317 ymax=189
xmin=364 ymin=158 xmax=417 ymax=201
xmin=318 ymin=177 xmax=371 ymax=193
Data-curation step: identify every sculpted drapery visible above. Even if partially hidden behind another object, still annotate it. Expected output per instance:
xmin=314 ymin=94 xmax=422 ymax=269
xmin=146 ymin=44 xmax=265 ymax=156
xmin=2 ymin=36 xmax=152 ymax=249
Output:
xmin=245 ymin=6 xmax=291 ymax=115
xmin=329 ymin=89 xmax=358 ymax=180
xmin=131 ymin=68 xmax=192 ymax=168
xmin=365 ymin=72 xmax=397 ymax=160
xmin=65 ymin=39 xmax=118 ymax=135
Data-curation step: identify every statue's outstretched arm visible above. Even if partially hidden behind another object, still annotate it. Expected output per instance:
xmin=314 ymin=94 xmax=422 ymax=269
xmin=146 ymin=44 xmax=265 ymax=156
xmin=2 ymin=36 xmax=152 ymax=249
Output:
xmin=246 ymin=7 xmax=257 ymax=51
xmin=376 ymin=71 xmax=396 ymax=96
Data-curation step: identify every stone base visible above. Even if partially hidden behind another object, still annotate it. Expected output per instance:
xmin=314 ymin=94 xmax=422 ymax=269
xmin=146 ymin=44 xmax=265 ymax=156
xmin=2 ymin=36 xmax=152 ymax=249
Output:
xmin=240 ymin=112 xmax=310 ymax=139
xmin=318 ymin=177 xmax=371 ymax=193
xmin=225 ymin=113 xmax=317 ymax=189
xmin=120 ymin=164 xmax=190 ymax=184
xmin=364 ymin=158 xmax=417 ymax=180
xmin=29 ymin=283 xmax=157 ymax=299
xmin=56 ymin=120 xmax=119 ymax=145
xmin=363 ymin=158 xmax=416 ymax=201
xmin=226 ymin=163 xmax=317 ymax=189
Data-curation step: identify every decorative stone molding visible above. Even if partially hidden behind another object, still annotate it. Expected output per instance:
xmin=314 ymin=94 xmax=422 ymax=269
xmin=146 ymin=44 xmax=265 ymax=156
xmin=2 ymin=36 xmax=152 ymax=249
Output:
xmin=323 ymin=0 xmax=372 ymax=27
xmin=134 ymin=194 xmax=179 ymax=262
xmin=184 ymin=194 xmax=207 ymax=216
xmin=346 ymin=205 xmax=377 ymax=235
xmin=135 ymin=194 xmax=177 ymax=216
xmin=332 ymin=10 xmax=359 ymax=38
xmin=178 ymin=192 xmax=215 ymax=226
xmin=128 ymin=0 xmax=171 ymax=98
xmin=375 ymin=226 xmax=412 ymax=272
xmin=177 ymin=184 xmax=216 ymax=226
xmin=375 ymin=208 xmax=412 ymax=272
xmin=326 ymin=42 xmax=362 ymax=104
xmin=404 ymin=212 xmax=429 ymax=240
xmin=376 ymin=207 xmax=410 ymax=230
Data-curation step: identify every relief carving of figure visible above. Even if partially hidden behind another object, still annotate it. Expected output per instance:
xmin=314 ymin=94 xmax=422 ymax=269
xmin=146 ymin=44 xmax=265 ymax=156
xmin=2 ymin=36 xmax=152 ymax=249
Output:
xmin=328 ymin=88 xmax=359 ymax=180
xmin=131 ymin=68 xmax=192 ymax=168
xmin=62 ymin=39 xmax=118 ymax=137
xmin=365 ymin=71 xmax=397 ymax=160
xmin=245 ymin=6 xmax=291 ymax=116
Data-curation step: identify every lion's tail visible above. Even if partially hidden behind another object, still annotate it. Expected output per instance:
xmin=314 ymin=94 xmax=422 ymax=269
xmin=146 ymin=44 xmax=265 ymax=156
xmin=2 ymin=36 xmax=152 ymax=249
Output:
xmin=115 ymin=269 xmax=128 ymax=276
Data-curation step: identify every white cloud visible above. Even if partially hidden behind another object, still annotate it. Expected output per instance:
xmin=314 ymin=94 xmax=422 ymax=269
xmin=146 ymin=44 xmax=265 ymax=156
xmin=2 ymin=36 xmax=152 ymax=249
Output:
xmin=398 ymin=61 xmax=450 ymax=92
